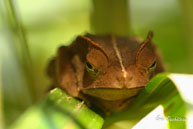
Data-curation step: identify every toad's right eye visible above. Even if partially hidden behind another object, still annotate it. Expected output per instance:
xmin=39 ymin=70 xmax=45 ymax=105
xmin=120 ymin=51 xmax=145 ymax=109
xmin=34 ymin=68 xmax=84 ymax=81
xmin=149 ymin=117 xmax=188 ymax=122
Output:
xmin=86 ymin=61 xmax=99 ymax=77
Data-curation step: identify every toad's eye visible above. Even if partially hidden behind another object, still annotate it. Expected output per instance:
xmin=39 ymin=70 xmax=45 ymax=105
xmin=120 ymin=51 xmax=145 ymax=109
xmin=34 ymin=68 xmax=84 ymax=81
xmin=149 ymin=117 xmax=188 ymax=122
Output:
xmin=148 ymin=60 xmax=157 ymax=72
xmin=86 ymin=61 xmax=99 ymax=77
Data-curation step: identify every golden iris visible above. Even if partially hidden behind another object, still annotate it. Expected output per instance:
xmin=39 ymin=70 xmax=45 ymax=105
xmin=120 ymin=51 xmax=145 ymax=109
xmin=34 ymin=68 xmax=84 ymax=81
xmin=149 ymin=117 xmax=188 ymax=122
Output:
xmin=86 ymin=61 xmax=99 ymax=77
xmin=148 ymin=60 xmax=157 ymax=73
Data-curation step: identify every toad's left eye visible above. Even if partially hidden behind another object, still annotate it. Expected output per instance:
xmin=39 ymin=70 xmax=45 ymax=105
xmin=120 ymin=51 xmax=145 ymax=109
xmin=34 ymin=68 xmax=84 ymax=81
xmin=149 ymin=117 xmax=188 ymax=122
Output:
xmin=86 ymin=61 xmax=99 ymax=77
xmin=148 ymin=60 xmax=157 ymax=72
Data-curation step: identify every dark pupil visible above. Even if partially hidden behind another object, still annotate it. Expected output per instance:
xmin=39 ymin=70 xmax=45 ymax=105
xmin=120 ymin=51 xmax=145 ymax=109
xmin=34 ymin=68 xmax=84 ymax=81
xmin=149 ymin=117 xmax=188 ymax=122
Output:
xmin=150 ymin=61 xmax=156 ymax=68
xmin=86 ymin=62 xmax=93 ymax=69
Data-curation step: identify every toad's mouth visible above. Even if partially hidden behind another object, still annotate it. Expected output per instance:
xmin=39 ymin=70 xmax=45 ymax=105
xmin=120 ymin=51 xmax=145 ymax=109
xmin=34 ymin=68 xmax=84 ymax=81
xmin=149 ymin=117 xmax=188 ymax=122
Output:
xmin=82 ymin=87 xmax=145 ymax=101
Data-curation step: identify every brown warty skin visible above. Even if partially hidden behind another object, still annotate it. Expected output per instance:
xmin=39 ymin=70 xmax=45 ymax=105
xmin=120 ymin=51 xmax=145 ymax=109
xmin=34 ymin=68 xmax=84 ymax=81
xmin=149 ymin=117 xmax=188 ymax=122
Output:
xmin=47 ymin=31 xmax=164 ymax=113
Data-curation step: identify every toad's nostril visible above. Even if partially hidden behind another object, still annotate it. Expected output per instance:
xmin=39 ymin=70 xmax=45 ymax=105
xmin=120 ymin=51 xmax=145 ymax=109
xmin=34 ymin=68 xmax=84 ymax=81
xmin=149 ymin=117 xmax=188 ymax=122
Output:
xmin=116 ymin=75 xmax=124 ymax=82
xmin=127 ymin=76 xmax=133 ymax=81
xmin=116 ymin=76 xmax=121 ymax=82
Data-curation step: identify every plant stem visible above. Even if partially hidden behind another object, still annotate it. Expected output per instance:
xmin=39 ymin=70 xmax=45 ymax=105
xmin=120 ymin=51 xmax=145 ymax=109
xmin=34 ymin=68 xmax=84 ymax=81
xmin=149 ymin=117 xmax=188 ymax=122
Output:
xmin=0 ymin=63 xmax=4 ymax=129
xmin=91 ymin=0 xmax=130 ymax=36
xmin=4 ymin=0 xmax=36 ymax=101
xmin=180 ymin=0 xmax=193 ymax=70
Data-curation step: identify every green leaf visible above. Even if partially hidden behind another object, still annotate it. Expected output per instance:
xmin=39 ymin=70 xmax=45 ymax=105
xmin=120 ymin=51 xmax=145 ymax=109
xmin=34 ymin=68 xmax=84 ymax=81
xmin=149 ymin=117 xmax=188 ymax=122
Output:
xmin=104 ymin=73 xmax=193 ymax=129
xmin=9 ymin=73 xmax=193 ymax=129
xmin=9 ymin=88 xmax=104 ymax=129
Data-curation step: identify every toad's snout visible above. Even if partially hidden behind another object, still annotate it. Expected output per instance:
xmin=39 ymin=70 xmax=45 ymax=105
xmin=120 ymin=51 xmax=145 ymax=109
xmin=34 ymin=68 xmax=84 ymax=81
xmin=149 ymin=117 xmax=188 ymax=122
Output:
xmin=82 ymin=87 xmax=144 ymax=101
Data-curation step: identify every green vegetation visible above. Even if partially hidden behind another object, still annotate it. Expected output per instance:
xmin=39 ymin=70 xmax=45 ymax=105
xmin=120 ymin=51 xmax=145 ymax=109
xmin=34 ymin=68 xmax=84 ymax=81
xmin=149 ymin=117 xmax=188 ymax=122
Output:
xmin=10 ymin=88 xmax=104 ymax=129
xmin=9 ymin=73 xmax=193 ymax=129
xmin=0 ymin=0 xmax=193 ymax=129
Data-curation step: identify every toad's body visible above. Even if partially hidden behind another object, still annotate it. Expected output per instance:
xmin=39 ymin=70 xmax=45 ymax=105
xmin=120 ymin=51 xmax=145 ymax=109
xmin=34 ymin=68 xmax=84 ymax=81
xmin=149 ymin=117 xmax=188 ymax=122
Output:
xmin=47 ymin=31 xmax=164 ymax=112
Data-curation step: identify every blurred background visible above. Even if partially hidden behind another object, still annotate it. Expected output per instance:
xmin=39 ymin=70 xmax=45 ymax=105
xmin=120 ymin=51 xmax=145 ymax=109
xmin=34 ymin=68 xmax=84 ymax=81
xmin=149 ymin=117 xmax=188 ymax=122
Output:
xmin=0 ymin=0 xmax=193 ymax=128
